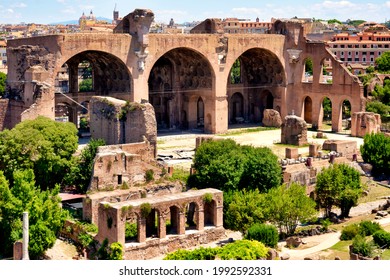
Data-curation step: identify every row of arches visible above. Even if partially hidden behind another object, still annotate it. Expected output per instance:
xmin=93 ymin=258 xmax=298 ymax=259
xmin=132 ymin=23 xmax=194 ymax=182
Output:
xmin=54 ymin=46 xmax=286 ymax=131
xmin=302 ymin=57 xmax=333 ymax=84
xmin=124 ymin=200 xmax=218 ymax=243
xmin=303 ymin=96 xmax=352 ymax=131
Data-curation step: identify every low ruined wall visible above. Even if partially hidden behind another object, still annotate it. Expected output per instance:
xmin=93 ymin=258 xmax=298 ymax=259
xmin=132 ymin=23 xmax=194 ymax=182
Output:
xmin=88 ymin=141 xmax=157 ymax=192
xmin=123 ymin=227 xmax=225 ymax=260
xmin=83 ymin=183 xmax=183 ymax=225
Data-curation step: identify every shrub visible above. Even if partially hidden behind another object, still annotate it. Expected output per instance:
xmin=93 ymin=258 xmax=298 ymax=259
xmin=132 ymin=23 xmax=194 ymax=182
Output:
xmin=245 ymin=223 xmax=279 ymax=248
xmin=351 ymin=235 xmax=377 ymax=258
xmin=373 ymin=230 xmax=390 ymax=249
xmin=164 ymin=247 xmax=218 ymax=260
xmin=145 ymin=169 xmax=154 ymax=182
xmin=360 ymin=133 xmax=390 ymax=176
xmin=140 ymin=203 xmax=152 ymax=218
xmin=125 ymin=222 xmax=137 ymax=240
xmin=340 ymin=223 xmax=360 ymax=240
xmin=217 ymin=240 xmax=268 ymax=260
xmin=358 ymin=221 xmax=382 ymax=236
xmin=78 ymin=232 xmax=93 ymax=248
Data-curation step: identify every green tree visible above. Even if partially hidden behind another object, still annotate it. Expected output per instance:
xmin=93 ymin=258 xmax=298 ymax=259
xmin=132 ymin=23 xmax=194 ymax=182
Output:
xmin=0 ymin=72 xmax=6 ymax=97
xmin=264 ymin=182 xmax=317 ymax=236
xmin=189 ymin=139 xmax=281 ymax=192
xmin=0 ymin=170 xmax=67 ymax=258
xmin=305 ymin=58 xmax=313 ymax=75
xmin=315 ymin=163 xmax=363 ymax=218
xmin=189 ymin=139 xmax=245 ymax=192
xmin=230 ymin=59 xmax=241 ymax=84
xmin=0 ymin=116 xmax=78 ymax=189
xmin=239 ymin=145 xmax=282 ymax=192
xmin=79 ymin=78 xmax=93 ymax=92
xmin=64 ymin=138 xmax=105 ymax=193
xmin=366 ymin=101 xmax=390 ymax=118
xmin=376 ymin=51 xmax=390 ymax=73
xmin=224 ymin=189 xmax=265 ymax=232
xmin=360 ymin=133 xmax=390 ymax=176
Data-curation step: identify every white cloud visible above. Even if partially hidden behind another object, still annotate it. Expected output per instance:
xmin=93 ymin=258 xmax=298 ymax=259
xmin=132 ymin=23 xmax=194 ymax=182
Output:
xmin=57 ymin=0 xmax=66 ymax=3
xmin=11 ymin=3 xmax=27 ymax=8
xmin=385 ymin=1 xmax=390 ymax=8
xmin=320 ymin=0 xmax=356 ymax=9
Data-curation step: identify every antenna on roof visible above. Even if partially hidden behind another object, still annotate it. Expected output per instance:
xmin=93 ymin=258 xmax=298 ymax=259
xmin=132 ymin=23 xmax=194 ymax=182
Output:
xmin=114 ymin=3 xmax=117 ymax=12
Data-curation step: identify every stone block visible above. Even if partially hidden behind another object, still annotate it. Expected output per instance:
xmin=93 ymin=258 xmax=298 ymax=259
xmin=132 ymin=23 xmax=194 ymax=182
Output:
xmin=286 ymin=147 xmax=299 ymax=159
xmin=262 ymin=109 xmax=282 ymax=128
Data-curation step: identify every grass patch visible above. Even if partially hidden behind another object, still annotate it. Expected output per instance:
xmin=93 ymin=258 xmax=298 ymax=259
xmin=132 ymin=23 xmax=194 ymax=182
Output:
xmin=273 ymin=142 xmax=310 ymax=148
xmin=218 ymin=126 xmax=278 ymax=136
xmin=358 ymin=180 xmax=390 ymax=204
xmin=329 ymin=240 xmax=352 ymax=252
xmin=168 ymin=167 xmax=190 ymax=183
xmin=157 ymin=139 xmax=166 ymax=145
xmin=381 ymin=249 xmax=390 ymax=260
xmin=329 ymin=214 xmax=376 ymax=232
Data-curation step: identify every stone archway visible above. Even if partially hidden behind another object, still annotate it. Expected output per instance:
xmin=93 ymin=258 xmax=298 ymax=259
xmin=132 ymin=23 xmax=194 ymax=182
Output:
xmin=227 ymin=48 xmax=286 ymax=125
xmin=148 ymin=47 xmax=214 ymax=131
xmin=303 ymin=96 xmax=313 ymax=124
xmin=229 ymin=92 xmax=244 ymax=123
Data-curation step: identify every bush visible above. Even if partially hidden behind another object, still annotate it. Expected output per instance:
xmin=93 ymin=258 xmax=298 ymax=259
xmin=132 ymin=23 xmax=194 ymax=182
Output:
xmin=217 ymin=240 xmax=268 ymax=260
xmin=164 ymin=247 xmax=218 ymax=260
xmin=145 ymin=169 xmax=154 ymax=182
xmin=340 ymin=221 xmax=382 ymax=241
xmin=340 ymin=223 xmax=360 ymax=240
xmin=125 ymin=222 xmax=137 ymax=240
xmin=373 ymin=230 xmax=390 ymax=248
xmin=358 ymin=221 xmax=382 ymax=236
xmin=351 ymin=235 xmax=377 ymax=258
xmin=245 ymin=223 xmax=279 ymax=248
xmin=360 ymin=133 xmax=390 ymax=176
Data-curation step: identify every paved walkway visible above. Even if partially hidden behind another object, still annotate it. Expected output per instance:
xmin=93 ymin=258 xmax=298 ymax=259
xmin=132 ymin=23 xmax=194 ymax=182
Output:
xmin=279 ymin=200 xmax=390 ymax=260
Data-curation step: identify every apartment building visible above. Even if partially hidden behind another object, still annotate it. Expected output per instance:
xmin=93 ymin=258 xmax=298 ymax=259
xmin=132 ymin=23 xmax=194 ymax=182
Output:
xmin=327 ymin=24 xmax=390 ymax=73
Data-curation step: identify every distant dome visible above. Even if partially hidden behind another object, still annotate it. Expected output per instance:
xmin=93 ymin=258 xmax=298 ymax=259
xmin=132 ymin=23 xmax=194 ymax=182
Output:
xmin=88 ymin=10 xmax=96 ymax=20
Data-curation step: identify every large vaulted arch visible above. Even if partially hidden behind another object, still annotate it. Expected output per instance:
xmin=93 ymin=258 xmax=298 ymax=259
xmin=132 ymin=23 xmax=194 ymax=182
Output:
xmin=148 ymin=47 xmax=214 ymax=132
xmin=227 ymin=48 xmax=286 ymax=125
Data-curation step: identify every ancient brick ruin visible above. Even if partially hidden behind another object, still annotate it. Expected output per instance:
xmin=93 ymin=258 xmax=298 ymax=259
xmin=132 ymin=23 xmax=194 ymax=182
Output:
xmin=94 ymin=188 xmax=224 ymax=260
xmin=351 ymin=111 xmax=381 ymax=137
xmin=3 ymin=9 xmax=365 ymax=135
xmin=281 ymin=115 xmax=308 ymax=146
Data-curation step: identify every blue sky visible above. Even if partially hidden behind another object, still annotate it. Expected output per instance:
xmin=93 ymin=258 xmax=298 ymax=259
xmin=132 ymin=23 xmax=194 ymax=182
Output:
xmin=0 ymin=0 xmax=389 ymax=24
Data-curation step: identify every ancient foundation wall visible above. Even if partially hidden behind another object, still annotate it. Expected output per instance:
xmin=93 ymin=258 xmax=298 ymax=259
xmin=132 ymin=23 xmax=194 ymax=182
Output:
xmin=124 ymin=227 xmax=225 ymax=260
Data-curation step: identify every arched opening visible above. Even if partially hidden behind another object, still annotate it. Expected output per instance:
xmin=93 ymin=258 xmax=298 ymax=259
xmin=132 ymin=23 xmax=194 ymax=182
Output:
xmin=302 ymin=57 xmax=313 ymax=83
xmin=167 ymin=205 xmax=180 ymax=235
xmin=230 ymin=59 xmax=241 ymax=84
xmin=320 ymin=58 xmax=332 ymax=84
xmin=303 ymin=96 xmax=313 ymax=124
xmin=145 ymin=208 xmax=159 ymax=239
xmin=197 ymin=97 xmax=205 ymax=128
xmin=229 ymin=92 xmax=244 ymax=123
xmin=148 ymin=48 xmax=214 ymax=131
xmin=204 ymin=200 xmax=216 ymax=227
xmin=55 ymin=51 xmax=132 ymax=131
xmin=227 ymin=48 xmax=285 ymax=126
xmin=342 ymin=99 xmax=352 ymax=131
xmin=321 ymin=97 xmax=332 ymax=131
xmin=186 ymin=202 xmax=198 ymax=231
xmin=125 ymin=213 xmax=139 ymax=243
xmin=78 ymin=60 xmax=93 ymax=92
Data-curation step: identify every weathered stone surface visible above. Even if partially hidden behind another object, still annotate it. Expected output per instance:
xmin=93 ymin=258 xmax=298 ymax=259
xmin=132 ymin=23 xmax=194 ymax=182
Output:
xmin=267 ymin=248 xmax=279 ymax=260
xmin=90 ymin=97 xmax=157 ymax=147
xmin=280 ymin=253 xmax=290 ymax=260
xmin=286 ymin=236 xmax=302 ymax=248
xmin=322 ymin=139 xmax=357 ymax=160
xmin=263 ymin=109 xmax=282 ymax=128
xmin=351 ymin=112 xmax=381 ymax=137
xmin=3 ymin=9 xmax=365 ymax=135
xmin=281 ymin=115 xmax=308 ymax=146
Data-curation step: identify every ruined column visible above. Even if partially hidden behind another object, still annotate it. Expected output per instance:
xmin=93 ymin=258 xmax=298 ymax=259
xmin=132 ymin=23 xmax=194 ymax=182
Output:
xmin=22 ymin=212 xmax=29 ymax=260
